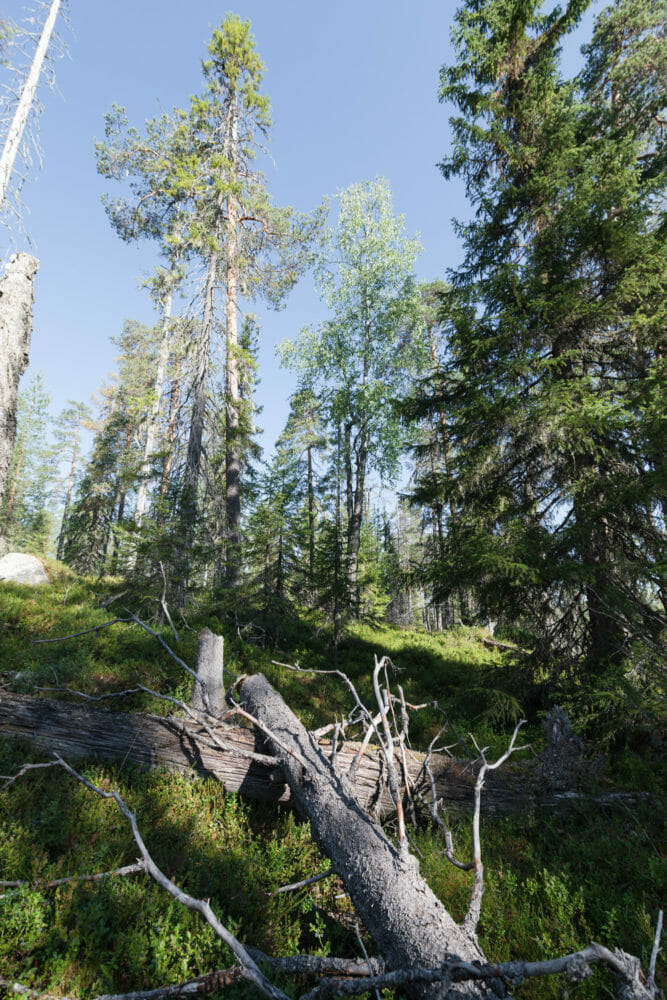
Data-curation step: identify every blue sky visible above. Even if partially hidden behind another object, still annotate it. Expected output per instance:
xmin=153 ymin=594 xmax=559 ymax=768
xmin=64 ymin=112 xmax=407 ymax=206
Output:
xmin=2 ymin=0 xmax=597 ymax=454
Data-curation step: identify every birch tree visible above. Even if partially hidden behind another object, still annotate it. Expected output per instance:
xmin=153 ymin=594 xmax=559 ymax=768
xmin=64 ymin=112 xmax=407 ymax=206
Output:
xmin=280 ymin=180 xmax=423 ymax=615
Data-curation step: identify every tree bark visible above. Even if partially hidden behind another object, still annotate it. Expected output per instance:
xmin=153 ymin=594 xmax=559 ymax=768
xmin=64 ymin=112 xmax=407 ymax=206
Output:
xmin=192 ymin=627 xmax=225 ymax=714
xmin=0 ymin=691 xmax=635 ymax=817
xmin=237 ymin=673 xmax=490 ymax=999
xmin=0 ymin=252 xmax=38 ymax=511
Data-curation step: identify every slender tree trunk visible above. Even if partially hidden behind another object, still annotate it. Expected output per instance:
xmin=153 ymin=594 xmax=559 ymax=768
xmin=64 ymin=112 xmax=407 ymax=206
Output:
xmin=333 ymin=423 xmax=342 ymax=668
xmin=0 ymin=253 xmax=38 ymax=511
xmin=345 ymin=424 xmax=367 ymax=617
xmin=133 ymin=271 xmax=176 ymax=541
xmin=0 ymin=0 xmax=61 ymax=208
xmin=224 ymin=190 xmax=242 ymax=585
xmin=160 ymin=371 xmax=181 ymax=499
xmin=307 ymin=419 xmax=315 ymax=593
xmin=56 ymin=412 xmax=81 ymax=560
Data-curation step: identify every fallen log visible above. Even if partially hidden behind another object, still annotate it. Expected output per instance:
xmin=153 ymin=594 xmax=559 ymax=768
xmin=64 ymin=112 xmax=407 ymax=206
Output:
xmin=0 ymin=692 xmax=643 ymax=816
xmin=237 ymin=672 xmax=492 ymax=999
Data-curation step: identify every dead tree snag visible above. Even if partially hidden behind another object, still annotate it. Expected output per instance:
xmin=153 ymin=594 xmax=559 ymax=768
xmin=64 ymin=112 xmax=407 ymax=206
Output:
xmin=0 ymin=252 xmax=38 ymax=508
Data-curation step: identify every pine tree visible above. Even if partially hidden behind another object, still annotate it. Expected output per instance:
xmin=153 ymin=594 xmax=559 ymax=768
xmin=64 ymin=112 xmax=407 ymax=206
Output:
xmin=53 ymin=400 xmax=92 ymax=561
xmin=0 ymin=372 xmax=55 ymax=551
xmin=419 ymin=0 xmax=666 ymax=672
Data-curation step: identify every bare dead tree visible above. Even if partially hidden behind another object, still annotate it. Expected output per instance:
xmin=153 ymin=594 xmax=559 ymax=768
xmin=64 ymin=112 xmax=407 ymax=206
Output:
xmin=0 ymin=0 xmax=68 ymax=241
xmin=0 ymin=251 xmax=38 ymax=509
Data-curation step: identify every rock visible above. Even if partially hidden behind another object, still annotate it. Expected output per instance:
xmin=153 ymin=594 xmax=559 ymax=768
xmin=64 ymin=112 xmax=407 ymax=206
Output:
xmin=0 ymin=552 xmax=50 ymax=585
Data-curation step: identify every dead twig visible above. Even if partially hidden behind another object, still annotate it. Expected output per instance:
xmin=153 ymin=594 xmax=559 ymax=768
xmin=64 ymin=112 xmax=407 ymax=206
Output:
xmin=0 ymin=861 xmax=144 ymax=892
xmin=273 ymin=868 xmax=334 ymax=895
xmin=32 ymin=618 xmax=131 ymax=644
xmin=464 ymin=721 xmax=528 ymax=936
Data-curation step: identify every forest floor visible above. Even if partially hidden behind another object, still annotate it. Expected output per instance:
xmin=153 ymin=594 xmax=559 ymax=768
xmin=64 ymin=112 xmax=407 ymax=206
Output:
xmin=0 ymin=561 xmax=664 ymax=1000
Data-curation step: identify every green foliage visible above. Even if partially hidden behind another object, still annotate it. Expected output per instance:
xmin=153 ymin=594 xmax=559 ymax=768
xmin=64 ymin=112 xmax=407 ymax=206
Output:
xmin=1 ymin=373 xmax=57 ymax=553
xmin=411 ymin=0 xmax=666 ymax=679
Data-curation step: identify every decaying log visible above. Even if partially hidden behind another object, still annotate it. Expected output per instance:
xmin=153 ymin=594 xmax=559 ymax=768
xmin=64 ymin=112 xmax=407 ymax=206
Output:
xmin=0 ymin=692 xmax=644 ymax=816
xmin=0 ymin=252 xmax=39 ymax=509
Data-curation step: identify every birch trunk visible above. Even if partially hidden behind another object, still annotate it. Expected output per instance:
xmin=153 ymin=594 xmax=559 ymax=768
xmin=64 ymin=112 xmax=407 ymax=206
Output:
xmin=0 ymin=252 xmax=38 ymax=510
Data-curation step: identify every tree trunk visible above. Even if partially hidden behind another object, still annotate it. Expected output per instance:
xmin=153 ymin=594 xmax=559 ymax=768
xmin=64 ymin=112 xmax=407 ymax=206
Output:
xmin=0 ymin=0 xmax=61 ymax=208
xmin=0 ymin=391 xmax=33 ymax=539
xmin=192 ymin=627 xmax=225 ymax=714
xmin=0 ymin=689 xmax=642 ymax=811
xmin=56 ymin=411 xmax=81 ymax=560
xmin=160 ymin=370 xmax=181 ymax=499
xmin=0 ymin=252 xmax=38 ymax=511
xmin=133 ymin=273 xmax=176 ymax=540
xmin=237 ymin=673 xmax=490 ymax=998
xmin=224 ymin=191 xmax=242 ymax=584
xmin=183 ymin=249 xmax=217 ymax=525
xmin=224 ymin=95 xmax=243 ymax=588
xmin=345 ymin=424 xmax=367 ymax=617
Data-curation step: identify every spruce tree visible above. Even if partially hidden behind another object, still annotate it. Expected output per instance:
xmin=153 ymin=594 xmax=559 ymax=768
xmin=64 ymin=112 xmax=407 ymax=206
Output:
xmin=418 ymin=0 xmax=665 ymax=672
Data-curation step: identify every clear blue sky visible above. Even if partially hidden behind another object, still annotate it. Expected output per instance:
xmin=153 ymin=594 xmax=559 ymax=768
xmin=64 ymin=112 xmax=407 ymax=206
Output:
xmin=2 ymin=0 xmax=597 ymax=453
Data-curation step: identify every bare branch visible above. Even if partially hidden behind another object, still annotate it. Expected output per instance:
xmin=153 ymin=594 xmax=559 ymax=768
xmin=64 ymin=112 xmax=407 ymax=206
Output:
xmin=0 ymin=969 xmax=247 ymax=1000
xmin=0 ymin=861 xmax=144 ymax=892
xmin=32 ymin=617 xmax=132 ymax=643
xmin=464 ymin=721 xmax=528 ymax=936
xmin=1 ymin=758 xmax=62 ymax=787
xmin=273 ymin=868 xmax=334 ymax=895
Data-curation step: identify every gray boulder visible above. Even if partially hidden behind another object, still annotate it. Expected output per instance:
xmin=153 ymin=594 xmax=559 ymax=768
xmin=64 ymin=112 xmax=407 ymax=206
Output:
xmin=0 ymin=552 xmax=50 ymax=585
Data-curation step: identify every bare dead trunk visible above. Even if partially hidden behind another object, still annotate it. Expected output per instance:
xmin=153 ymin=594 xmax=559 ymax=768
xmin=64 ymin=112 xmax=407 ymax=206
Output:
xmin=0 ymin=391 xmax=33 ymax=539
xmin=0 ymin=252 xmax=38 ymax=510
xmin=0 ymin=691 xmax=628 ymax=817
xmin=237 ymin=673 xmax=490 ymax=998
xmin=192 ymin=627 xmax=225 ymax=714
xmin=0 ymin=0 xmax=61 ymax=207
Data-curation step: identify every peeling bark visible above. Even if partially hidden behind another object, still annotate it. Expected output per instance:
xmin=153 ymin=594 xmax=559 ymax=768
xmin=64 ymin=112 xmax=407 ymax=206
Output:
xmin=0 ymin=252 xmax=38 ymax=509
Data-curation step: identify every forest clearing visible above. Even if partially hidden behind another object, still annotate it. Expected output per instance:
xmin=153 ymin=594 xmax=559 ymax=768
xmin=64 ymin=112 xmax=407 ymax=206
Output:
xmin=0 ymin=0 xmax=664 ymax=997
